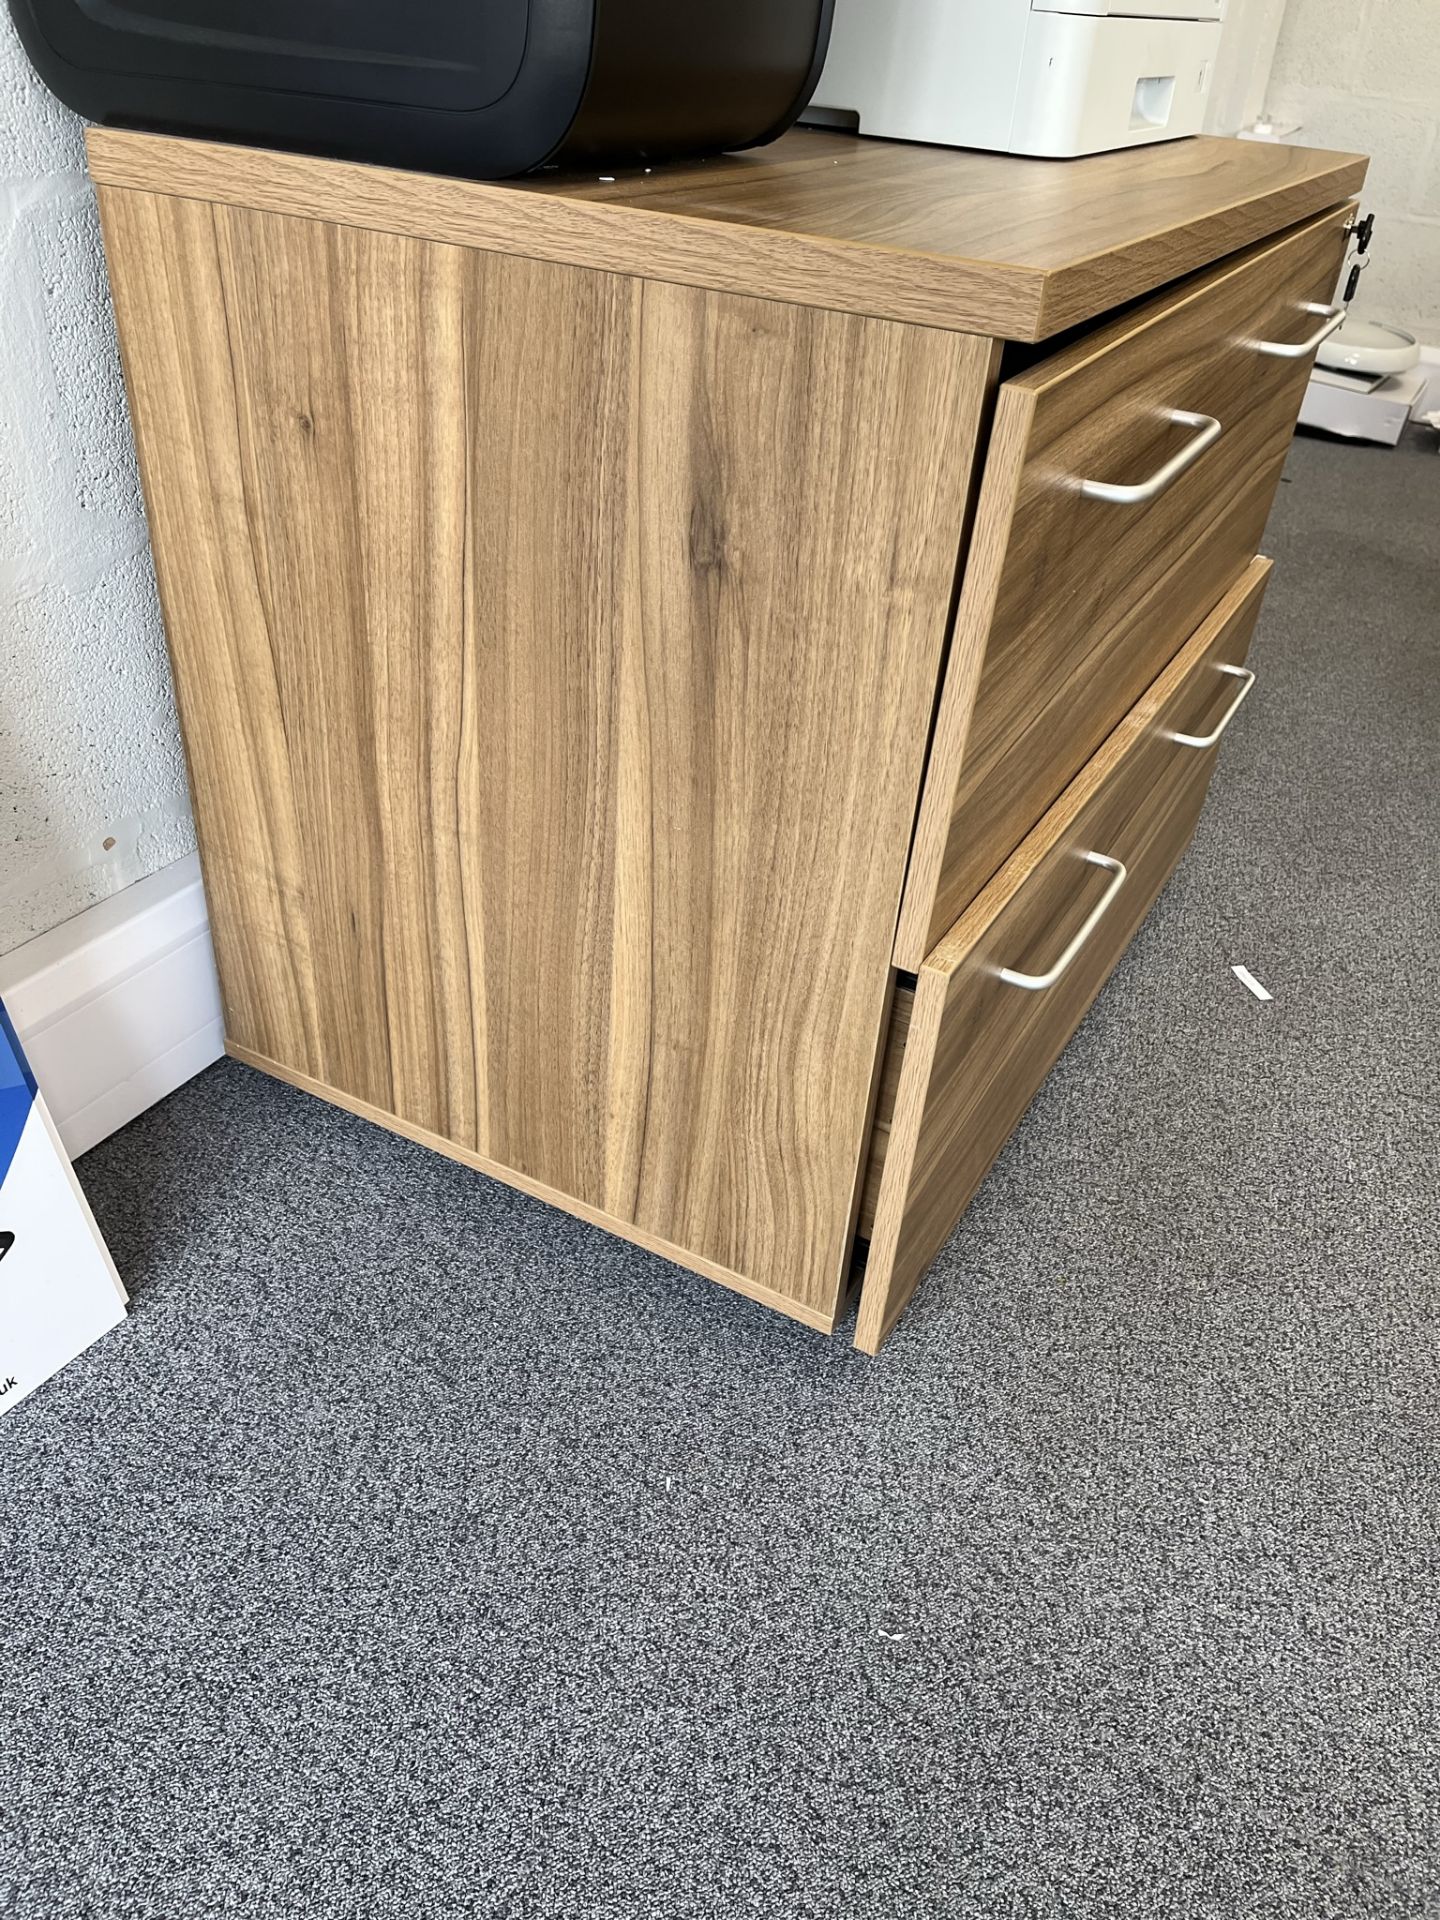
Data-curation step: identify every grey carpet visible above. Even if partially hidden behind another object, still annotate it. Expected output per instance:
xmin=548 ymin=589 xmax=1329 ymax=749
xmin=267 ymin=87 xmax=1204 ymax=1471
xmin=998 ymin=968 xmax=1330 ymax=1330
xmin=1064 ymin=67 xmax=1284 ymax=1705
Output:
xmin=1 ymin=426 xmax=1437 ymax=1920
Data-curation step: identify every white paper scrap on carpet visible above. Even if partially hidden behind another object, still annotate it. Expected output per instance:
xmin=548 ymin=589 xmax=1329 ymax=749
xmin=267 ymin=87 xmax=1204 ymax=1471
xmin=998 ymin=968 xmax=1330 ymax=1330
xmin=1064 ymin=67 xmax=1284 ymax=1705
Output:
xmin=1232 ymin=965 xmax=1274 ymax=1003
xmin=0 ymin=1001 xmax=126 ymax=1420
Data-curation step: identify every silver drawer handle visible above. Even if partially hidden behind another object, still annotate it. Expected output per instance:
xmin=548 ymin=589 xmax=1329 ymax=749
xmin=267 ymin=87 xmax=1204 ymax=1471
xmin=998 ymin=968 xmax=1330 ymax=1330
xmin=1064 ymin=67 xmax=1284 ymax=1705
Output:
xmin=1254 ymin=301 xmax=1345 ymax=360
xmin=1078 ymin=409 xmax=1223 ymax=505
xmin=998 ymin=851 xmax=1129 ymax=993
xmin=1167 ymin=663 xmax=1256 ymax=748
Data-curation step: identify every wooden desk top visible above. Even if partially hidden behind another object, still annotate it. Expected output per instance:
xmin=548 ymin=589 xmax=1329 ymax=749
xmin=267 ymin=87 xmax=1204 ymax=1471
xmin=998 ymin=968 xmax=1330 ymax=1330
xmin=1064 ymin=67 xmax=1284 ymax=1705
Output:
xmin=88 ymin=126 xmax=1366 ymax=342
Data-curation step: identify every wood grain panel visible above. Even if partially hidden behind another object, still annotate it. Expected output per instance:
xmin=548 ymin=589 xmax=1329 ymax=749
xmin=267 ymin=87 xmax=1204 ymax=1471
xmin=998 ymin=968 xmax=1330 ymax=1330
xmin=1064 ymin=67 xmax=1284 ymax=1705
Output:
xmin=857 ymin=559 xmax=1272 ymax=1352
xmin=98 ymin=183 xmax=996 ymax=1328
xmin=87 ymin=127 xmax=1367 ymax=343
xmin=856 ymin=988 xmax=912 ymax=1240
xmin=895 ymin=208 xmax=1350 ymax=968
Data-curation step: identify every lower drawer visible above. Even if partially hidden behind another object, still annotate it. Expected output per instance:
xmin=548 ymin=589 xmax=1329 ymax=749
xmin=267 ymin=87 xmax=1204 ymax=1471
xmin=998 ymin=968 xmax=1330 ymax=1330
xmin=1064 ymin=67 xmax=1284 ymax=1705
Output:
xmin=855 ymin=555 xmax=1271 ymax=1353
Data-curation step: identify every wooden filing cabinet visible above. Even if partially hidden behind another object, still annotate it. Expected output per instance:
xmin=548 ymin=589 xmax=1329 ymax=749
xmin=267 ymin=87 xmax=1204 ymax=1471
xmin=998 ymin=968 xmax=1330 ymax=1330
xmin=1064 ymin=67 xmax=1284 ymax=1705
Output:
xmin=87 ymin=127 xmax=1366 ymax=1351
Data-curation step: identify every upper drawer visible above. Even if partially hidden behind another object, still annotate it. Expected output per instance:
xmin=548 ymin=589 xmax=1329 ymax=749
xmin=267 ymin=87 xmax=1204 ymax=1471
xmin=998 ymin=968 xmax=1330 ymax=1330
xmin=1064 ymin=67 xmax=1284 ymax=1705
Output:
xmin=894 ymin=204 xmax=1351 ymax=968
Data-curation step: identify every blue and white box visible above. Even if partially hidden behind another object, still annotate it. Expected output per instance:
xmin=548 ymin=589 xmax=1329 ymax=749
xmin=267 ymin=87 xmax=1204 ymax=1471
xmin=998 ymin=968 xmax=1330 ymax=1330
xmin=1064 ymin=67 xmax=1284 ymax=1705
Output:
xmin=0 ymin=1002 xmax=127 ymax=1419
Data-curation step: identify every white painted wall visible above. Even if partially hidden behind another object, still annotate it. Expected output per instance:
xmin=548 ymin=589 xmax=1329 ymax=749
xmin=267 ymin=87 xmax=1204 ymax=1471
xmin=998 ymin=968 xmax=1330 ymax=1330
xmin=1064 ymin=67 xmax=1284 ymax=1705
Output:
xmin=0 ymin=10 xmax=194 ymax=961
xmin=1267 ymin=0 xmax=1440 ymax=342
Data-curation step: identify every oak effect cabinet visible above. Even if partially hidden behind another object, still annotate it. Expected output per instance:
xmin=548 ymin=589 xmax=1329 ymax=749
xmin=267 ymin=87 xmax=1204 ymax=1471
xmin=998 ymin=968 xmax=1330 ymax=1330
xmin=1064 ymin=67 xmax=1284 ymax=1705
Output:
xmin=88 ymin=127 xmax=1366 ymax=1351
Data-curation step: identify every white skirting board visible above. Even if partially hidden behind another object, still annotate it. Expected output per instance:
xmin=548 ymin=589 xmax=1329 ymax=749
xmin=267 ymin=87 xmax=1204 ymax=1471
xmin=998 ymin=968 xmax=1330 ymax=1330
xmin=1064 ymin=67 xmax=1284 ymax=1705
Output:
xmin=0 ymin=854 xmax=224 ymax=1160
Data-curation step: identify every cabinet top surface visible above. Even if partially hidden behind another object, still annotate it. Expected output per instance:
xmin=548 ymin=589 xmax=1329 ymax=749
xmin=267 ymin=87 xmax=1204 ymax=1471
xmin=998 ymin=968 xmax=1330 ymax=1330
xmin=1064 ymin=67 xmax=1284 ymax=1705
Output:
xmin=87 ymin=126 xmax=1366 ymax=342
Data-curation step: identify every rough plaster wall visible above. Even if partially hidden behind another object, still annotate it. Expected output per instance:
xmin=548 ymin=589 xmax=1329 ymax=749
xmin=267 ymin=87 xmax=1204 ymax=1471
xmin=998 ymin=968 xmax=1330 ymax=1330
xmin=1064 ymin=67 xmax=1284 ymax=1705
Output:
xmin=0 ymin=9 xmax=194 ymax=958
xmin=1268 ymin=0 xmax=1440 ymax=342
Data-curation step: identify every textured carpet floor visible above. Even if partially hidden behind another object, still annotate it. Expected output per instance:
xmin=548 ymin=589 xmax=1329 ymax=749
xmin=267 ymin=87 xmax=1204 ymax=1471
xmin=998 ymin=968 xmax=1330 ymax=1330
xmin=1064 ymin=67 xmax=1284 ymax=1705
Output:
xmin=2 ymin=428 xmax=1437 ymax=1920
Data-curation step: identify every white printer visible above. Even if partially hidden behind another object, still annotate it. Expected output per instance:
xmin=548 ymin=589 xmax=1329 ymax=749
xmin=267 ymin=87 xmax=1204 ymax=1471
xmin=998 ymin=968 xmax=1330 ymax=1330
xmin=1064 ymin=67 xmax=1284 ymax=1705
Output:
xmin=806 ymin=0 xmax=1226 ymax=159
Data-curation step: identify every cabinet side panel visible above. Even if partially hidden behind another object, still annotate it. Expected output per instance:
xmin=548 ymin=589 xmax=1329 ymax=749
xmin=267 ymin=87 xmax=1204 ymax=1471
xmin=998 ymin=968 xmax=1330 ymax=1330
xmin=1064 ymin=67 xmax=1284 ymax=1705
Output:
xmin=100 ymin=185 xmax=994 ymax=1320
xmin=614 ymin=282 xmax=992 ymax=1294
xmin=98 ymin=186 xmax=326 ymax=1078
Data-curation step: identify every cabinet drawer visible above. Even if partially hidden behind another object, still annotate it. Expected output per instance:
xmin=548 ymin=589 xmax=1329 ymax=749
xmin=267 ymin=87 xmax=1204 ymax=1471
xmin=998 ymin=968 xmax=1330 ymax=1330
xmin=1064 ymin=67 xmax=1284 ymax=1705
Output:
xmin=895 ymin=204 xmax=1350 ymax=967
xmin=856 ymin=557 xmax=1270 ymax=1353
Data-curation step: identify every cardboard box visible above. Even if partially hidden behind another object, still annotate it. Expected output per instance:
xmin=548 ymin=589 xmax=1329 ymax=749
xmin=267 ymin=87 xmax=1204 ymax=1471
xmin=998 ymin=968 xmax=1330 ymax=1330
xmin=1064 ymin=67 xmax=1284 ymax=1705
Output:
xmin=0 ymin=1004 xmax=126 ymax=1419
